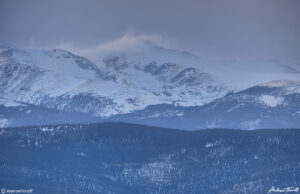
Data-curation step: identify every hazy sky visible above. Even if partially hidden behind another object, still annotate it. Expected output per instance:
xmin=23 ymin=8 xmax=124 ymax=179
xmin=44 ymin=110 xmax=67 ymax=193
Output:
xmin=0 ymin=0 xmax=300 ymax=61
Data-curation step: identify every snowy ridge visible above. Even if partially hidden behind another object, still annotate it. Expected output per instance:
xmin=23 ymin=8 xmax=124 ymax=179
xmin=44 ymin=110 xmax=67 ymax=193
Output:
xmin=259 ymin=80 xmax=300 ymax=94
xmin=0 ymin=97 xmax=24 ymax=107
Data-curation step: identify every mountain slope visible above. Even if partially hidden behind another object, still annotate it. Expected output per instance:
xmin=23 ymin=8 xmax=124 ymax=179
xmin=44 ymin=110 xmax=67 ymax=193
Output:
xmin=0 ymin=123 xmax=299 ymax=193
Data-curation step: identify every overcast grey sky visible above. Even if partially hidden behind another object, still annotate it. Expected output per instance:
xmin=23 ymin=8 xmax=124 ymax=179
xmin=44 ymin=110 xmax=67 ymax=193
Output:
xmin=0 ymin=0 xmax=300 ymax=61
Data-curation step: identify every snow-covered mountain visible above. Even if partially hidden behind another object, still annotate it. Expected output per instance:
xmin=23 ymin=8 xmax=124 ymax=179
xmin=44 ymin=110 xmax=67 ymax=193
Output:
xmin=0 ymin=41 xmax=300 ymax=129
xmin=110 ymin=80 xmax=300 ymax=130
xmin=0 ymin=41 xmax=229 ymax=117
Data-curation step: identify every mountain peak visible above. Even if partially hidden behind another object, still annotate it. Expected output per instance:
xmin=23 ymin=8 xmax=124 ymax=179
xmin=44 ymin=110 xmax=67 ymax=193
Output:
xmin=259 ymin=80 xmax=300 ymax=87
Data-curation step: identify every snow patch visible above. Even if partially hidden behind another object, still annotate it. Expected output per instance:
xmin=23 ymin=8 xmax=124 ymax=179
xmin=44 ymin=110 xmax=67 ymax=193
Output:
xmin=205 ymin=140 xmax=221 ymax=148
xmin=240 ymin=119 xmax=261 ymax=130
xmin=0 ymin=119 xmax=9 ymax=128
xmin=259 ymin=95 xmax=283 ymax=107
xmin=226 ymin=103 xmax=243 ymax=112
xmin=40 ymin=127 xmax=54 ymax=132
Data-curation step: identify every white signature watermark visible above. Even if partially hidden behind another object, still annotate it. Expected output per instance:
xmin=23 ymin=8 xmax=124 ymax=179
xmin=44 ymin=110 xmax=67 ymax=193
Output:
xmin=1 ymin=188 xmax=33 ymax=193
xmin=268 ymin=186 xmax=299 ymax=193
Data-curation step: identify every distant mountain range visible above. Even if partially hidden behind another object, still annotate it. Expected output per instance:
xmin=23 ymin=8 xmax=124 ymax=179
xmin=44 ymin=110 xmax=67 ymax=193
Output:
xmin=0 ymin=41 xmax=300 ymax=129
